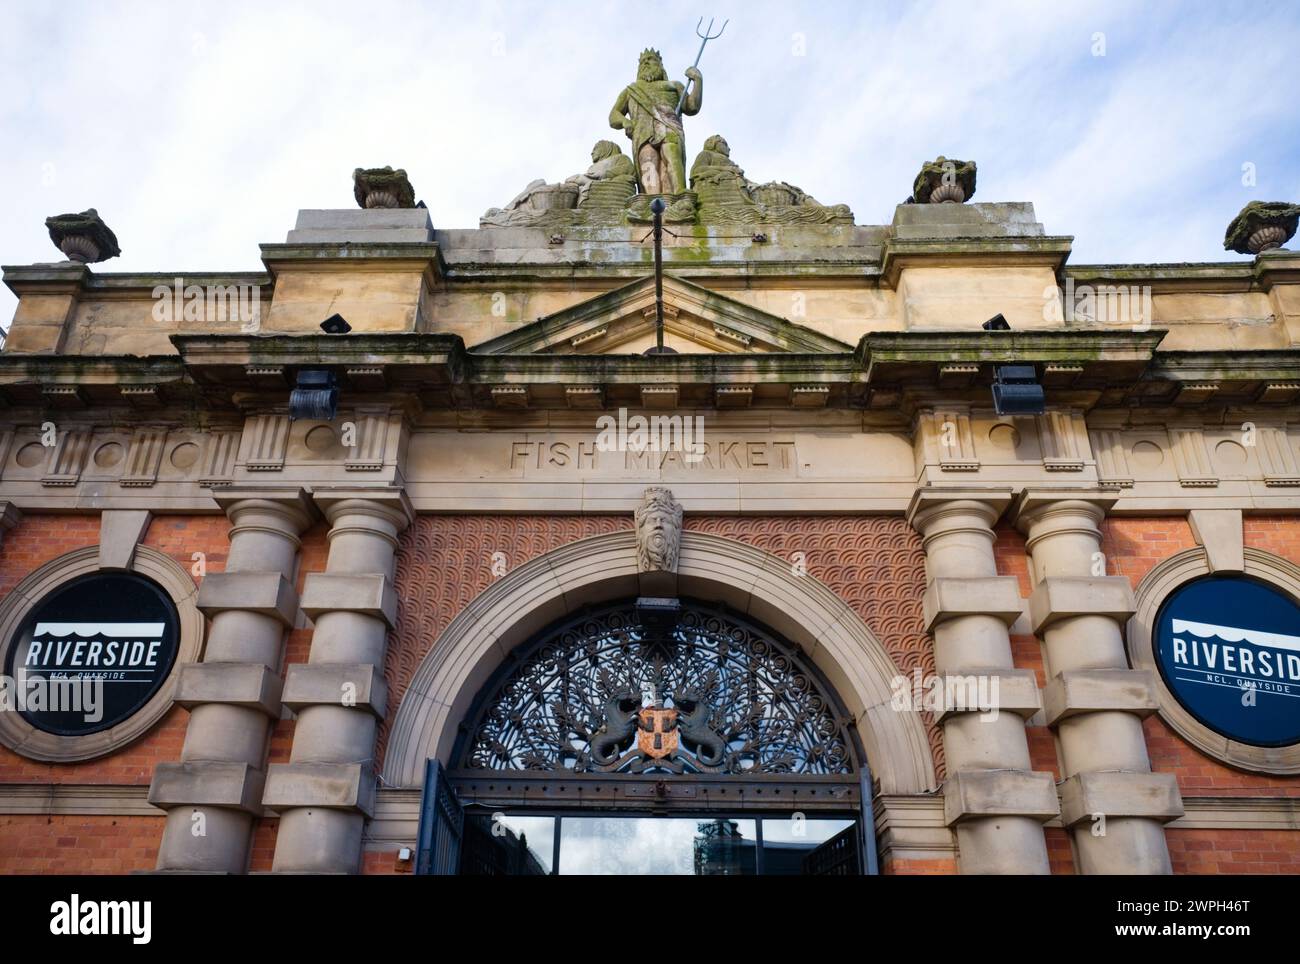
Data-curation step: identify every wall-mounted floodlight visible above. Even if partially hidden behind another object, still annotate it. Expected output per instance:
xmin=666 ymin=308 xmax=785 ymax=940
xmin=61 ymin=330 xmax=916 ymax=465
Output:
xmin=320 ymin=313 xmax=352 ymax=334
xmin=991 ymin=364 xmax=1045 ymax=416
xmin=289 ymin=369 xmax=339 ymax=421
xmin=982 ymin=313 xmax=1010 ymax=331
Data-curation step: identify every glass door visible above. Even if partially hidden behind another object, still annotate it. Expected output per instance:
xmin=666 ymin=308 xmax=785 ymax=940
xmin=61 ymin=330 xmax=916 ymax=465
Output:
xmin=458 ymin=812 xmax=861 ymax=875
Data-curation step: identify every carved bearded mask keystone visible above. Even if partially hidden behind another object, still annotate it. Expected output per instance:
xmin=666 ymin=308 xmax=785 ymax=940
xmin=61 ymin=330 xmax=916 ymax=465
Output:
xmin=635 ymin=487 xmax=683 ymax=573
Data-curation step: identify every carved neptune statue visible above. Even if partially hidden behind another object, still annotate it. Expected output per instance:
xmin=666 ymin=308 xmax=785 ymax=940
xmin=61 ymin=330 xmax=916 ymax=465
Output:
xmin=608 ymin=48 xmax=702 ymax=196
xmin=478 ymin=44 xmax=851 ymax=228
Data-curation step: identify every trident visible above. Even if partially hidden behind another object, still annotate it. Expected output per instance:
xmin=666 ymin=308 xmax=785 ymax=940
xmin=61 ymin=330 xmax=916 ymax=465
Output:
xmin=674 ymin=16 xmax=728 ymax=117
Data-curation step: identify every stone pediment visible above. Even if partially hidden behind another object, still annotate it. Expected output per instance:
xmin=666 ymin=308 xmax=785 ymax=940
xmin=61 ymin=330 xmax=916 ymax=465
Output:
xmin=470 ymin=275 xmax=852 ymax=355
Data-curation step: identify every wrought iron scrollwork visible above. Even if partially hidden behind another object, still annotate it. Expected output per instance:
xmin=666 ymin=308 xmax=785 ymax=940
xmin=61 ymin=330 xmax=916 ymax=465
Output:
xmin=459 ymin=601 xmax=856 ymax=775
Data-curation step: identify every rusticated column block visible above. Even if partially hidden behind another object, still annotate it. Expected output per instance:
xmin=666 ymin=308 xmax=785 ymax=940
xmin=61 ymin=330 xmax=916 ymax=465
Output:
xmin=173 ymin=662 xmax=283 ymax=718
xmin=1028 ymin=576 xmax=1135 ymax=634
xmin=931 ymin=668 xmax=1042 ymax=723
xmin=281 ymin=662 xmax=387 ymax=718
xmin=923 ymin=576 xmax=1024 ymax=631
xmin=1058 ymin=771 xmax=1184 ymax=827
xmin=1042 ymin=668 xmax=1159 ymax=726
xmin=197 ymin=571 xmax=300 ymax=625
xmin=262 ymin=762 xmax=376 ymax=817
xmin=149 ymin=762 xmax=266 ymax=815
xmin=943 ymin=769 xmax=1060 ymax=825
xmin=300 ymin=571 xmax=398 ymax=627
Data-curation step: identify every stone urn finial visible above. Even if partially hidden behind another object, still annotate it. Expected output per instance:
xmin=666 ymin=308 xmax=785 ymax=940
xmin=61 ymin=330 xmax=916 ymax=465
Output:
xmin=1224 ymin=201 xmax=1300 ymax=255
xmin=635 ymin=487 xmax=683 ymax=575
xmin=44 ymin=208 xmax=121 ymax=263
xmin=352 ymin=167 xmax=416 ymax=209
xmin=911 ymin=156 xmax=977 ymax=204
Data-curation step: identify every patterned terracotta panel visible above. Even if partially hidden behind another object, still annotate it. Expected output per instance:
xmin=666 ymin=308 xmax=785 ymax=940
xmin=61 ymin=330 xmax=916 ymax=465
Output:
xmin=380 ymin=515 xmax=941 ymax=777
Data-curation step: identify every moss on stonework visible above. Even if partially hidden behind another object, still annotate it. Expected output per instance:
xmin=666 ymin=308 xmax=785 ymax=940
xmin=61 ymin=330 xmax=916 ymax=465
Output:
xmin=911 ymin=157 xmax=977 ymax=204
xmin=1223 ymin=201 xmax=1300 ymax=254
xmin=44 ymin=208 xmax=121 ymax=261
xmin=352 ymin=167 xmax=417 ymax=208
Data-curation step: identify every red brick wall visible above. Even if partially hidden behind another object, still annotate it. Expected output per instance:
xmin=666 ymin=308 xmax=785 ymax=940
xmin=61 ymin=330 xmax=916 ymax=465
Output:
xmin=1167 ymin=829 xmax=1300 ymax=874
xmin=0 ymin=814 xmax=162 ymax=873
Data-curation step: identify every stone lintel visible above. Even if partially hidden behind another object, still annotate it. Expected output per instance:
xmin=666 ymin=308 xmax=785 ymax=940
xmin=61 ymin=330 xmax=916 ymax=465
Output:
xmin=97 ymin=509 xmax=152 ymax=570
xmin=281 ymin=662 xmax=387 ymax=718
xmin=300 ymin=572 xmax=398 ymax=626
xmin=1058 ymin=771 xmax=1184 ymax=827
xmin=923 ymin=576 xmax=1024 ymax=631
xmin=262 ymin=762 xmax=376 ymax=816
xmin=148 ymin=761 xmax=266 ymax=815
xmin=1028 ymin=576 xmax=1136 ymax=634
xmin=943 ymin=768 xmax=1059 ymax=826
xmin=1043 ymin=669 xmax=1159 ymax=727
xmin=932 ymin=668 xmax=1042 ymax=723
xmin=1188 ymin=508 xmax=1245 ymax=573
xmin=173 ymin=662 xmax=283 ymax=717
xmin=197 ymin=571 xmax=300 ymax=625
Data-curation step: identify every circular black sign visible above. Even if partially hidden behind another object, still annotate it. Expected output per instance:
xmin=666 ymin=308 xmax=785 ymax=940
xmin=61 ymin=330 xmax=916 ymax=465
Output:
xmin=3 ymin=572 xmax=180 ymax=736
xmin=1154 ymin=574 xmax=1300 ymax=748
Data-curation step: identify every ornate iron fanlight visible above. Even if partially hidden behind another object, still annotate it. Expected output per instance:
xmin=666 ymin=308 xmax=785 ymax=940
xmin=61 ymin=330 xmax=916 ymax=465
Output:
xmin=458 ymin=600 xmax=857 ymax=776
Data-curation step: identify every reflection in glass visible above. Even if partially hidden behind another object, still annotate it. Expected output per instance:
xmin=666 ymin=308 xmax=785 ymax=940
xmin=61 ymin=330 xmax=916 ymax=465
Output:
xmin=462 ymin=814 xmax=555 ymax=875
xmin=558 ymin=817 xmax=757 ymax=875
xmin=461 ymin=814 xmax=862 ymax=875
xmin=761 ymin=818 xmax=856 ymax=875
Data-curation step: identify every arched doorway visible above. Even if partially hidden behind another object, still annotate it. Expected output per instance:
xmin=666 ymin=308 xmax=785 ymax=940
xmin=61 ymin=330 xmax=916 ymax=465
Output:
xmin=388 ymin=529 xmax=937 ymax=875
xmin=427 ymin=597 xmax=871 ymax=875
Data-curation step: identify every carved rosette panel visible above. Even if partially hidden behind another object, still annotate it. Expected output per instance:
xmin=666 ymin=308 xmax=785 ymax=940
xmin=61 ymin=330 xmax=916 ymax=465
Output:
xmin=379 ymin=514 xmax=940 ymax=777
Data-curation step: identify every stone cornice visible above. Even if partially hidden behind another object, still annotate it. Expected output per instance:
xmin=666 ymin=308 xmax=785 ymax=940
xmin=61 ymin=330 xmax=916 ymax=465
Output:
xmin=1066 ymin=261 xmax=1258 ymax=294
xmin=0 ymin=330 xmax=1294 ymax=419
xmin=858 ymin=330 xmax=1165 ymax=404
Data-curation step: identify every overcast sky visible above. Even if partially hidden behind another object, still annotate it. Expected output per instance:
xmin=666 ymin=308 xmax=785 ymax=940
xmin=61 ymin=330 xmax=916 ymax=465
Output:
xmin=2 ymin=0 xmax=1298 ymax=331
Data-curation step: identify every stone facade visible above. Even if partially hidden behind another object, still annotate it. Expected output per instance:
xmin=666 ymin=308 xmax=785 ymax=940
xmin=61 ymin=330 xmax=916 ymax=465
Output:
xmin=1 ymin=170 xmax=1299 ymax=875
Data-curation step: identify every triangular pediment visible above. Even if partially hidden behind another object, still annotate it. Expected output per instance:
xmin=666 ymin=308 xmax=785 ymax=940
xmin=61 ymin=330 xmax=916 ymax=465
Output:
xmin=470 ymin=275 xmax=852 ymax=355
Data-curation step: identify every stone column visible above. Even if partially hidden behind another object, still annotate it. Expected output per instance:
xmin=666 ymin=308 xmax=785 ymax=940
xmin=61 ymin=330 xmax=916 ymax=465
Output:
xmin=265 ymin=487 xmax=412 ymax=874
xmin=1012 ymin=490 xmax=1182 ymax=874
xmin=149 ymin=488 xmax=315 ymax=873
xmin=907 ymin=488 xmax=1057 ymax=874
